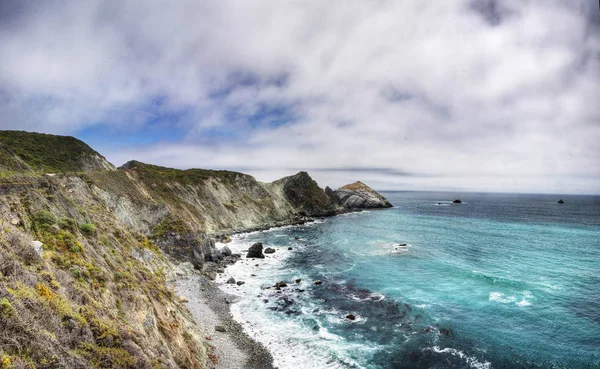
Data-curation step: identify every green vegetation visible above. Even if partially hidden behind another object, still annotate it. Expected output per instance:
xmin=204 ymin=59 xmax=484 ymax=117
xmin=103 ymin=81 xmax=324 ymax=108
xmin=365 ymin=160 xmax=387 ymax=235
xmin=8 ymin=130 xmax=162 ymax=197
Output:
xmin=31 ymin=209 xmax=57 ymax=232
xmin=0 ymin=130 xmax=113 ymax=174
xmin=0 ymin=297 xmax=16 ymax=319
xmin=58 ymin=217 xmax=78 ymax=233
xmin=152 ymin=214 xmax=191 ymax=238
xmin=122 ymin=160 xmax=245 ymax=186
xmin=80 ymin=223 xmax=96 ymax=235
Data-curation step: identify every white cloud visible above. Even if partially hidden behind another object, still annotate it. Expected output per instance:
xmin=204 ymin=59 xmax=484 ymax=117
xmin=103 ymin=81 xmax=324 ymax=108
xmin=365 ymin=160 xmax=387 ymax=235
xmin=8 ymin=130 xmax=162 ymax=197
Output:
xmin=0 ymin=0 xmax=598 ymax=193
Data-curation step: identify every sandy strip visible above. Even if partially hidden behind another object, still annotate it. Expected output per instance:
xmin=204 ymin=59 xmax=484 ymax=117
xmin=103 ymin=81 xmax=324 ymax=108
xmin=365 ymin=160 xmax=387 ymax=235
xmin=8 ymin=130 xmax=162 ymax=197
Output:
xmin=174 ymin=273 xmax=274 ymax=369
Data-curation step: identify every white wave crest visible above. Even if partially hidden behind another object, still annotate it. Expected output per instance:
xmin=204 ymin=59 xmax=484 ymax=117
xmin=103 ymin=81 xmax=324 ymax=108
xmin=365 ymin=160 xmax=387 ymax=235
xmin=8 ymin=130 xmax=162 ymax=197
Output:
xmin=430 ymin=346 xmax=492 ymax=369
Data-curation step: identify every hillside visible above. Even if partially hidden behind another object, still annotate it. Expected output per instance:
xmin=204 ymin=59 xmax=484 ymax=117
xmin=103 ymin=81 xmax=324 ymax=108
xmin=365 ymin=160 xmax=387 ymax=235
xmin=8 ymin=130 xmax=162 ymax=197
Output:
xmin=0 ymin=131 xmax=115 ymax=175
xmin=0 ymin=130 xmax=392 ymax=368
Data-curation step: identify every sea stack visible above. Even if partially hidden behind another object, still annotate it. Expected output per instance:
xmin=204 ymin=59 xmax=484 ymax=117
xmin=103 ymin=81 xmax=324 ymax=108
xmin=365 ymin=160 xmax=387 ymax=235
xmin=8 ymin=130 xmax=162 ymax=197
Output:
xmin=333 ymin=181 xmax=392 ymax=209
xmin=453 ymin=199 xmax=462 ymax=204
xmin=558 ymin=199 xmax=565 ymax=204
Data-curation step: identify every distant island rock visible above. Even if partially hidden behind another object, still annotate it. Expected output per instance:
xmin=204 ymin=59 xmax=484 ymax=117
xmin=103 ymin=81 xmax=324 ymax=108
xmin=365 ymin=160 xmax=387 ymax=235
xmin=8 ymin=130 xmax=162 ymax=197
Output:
xmin=453 ymin=199 xmax=462 ymax=204
xmin=558 ymin=199 xmax=564 ymax=204
xmin=333 ymin=181 xmax=392 ymax=209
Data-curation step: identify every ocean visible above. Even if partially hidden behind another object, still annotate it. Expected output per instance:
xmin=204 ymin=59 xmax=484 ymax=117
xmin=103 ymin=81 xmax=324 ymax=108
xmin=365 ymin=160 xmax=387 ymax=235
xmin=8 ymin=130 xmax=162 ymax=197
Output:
xmin=217 ymin=192 xmax=600 ymax=369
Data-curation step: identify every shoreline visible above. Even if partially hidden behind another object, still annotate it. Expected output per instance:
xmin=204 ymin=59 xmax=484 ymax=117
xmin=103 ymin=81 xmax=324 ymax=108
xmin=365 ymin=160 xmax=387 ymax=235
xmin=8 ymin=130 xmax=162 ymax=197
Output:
xmin=173 ymin=212 xmax=365 ymax=369
xmin=171 ymin=263 xmax=275 ymax=369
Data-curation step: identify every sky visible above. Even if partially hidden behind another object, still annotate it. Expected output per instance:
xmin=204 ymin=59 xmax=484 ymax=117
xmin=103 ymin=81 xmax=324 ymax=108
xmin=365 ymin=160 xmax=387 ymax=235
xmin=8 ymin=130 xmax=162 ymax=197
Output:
xmin=0 ymin=0 xmax=599 ymax=194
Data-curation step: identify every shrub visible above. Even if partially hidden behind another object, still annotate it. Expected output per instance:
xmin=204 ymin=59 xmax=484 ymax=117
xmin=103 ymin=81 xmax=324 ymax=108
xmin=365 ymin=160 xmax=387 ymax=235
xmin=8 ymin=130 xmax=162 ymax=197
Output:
xmin=48 ymin=230 xmax=82 ymax=254
xmin=80 ymin=223 xmax=96 ymax=235
xmin=78 ymin=344 xmax=135 ymax=368
xmin=31 ymin=210 xmax=57 ymax=232
xmin=58 ymin=217 xmax=78 ymax=233
xmin=0 ymin=298 xmax=16 ymax=320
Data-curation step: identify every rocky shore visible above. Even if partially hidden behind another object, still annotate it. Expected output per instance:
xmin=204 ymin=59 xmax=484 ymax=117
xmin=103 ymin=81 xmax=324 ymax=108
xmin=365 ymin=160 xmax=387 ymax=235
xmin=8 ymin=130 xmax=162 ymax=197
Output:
xmin=171 ymin=263 xmax=274 ymax=369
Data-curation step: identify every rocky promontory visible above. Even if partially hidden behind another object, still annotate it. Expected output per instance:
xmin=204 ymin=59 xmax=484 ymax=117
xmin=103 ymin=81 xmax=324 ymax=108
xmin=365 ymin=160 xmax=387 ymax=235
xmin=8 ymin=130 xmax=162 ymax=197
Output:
xmin=333 ymin=181 xmax=393 ymax=209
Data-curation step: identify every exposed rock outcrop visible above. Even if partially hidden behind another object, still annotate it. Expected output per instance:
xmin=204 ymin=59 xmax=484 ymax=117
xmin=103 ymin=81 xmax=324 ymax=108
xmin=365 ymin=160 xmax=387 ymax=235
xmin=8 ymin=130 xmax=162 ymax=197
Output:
xmin=246 ymin=242 xmax=265 ymax=258
xmin=333 ymin=181 xmax=392 ymax=209
xmin=271 ymin=171 xmax=339 ymax=217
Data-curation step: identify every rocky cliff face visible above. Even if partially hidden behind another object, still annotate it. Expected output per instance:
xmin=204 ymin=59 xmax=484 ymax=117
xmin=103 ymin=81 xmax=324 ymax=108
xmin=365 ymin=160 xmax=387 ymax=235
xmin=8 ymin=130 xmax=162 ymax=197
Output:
xmin=333 ymin=181 xmax=393 ymax=209
xmin=0 ymin=173 xmax=207 ymax=368
xmin=0 ymin=130 xmax=392 ymax=368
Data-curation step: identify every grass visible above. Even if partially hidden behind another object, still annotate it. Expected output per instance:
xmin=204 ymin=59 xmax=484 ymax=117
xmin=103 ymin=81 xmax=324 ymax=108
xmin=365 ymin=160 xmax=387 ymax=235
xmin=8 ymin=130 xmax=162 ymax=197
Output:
xmin=121 ymin=160 xmax=245 ymax=187
xmin=340 ymin=181 xmax=368 ymax=191
xmin=0 ymin=130 xmax=113 ymax=174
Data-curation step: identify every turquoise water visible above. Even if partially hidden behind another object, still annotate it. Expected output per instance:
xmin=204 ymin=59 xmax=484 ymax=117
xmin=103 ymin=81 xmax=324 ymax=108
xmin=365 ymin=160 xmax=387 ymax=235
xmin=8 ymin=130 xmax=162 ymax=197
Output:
xmin=225 ymin=192 xmax=600 ymax=368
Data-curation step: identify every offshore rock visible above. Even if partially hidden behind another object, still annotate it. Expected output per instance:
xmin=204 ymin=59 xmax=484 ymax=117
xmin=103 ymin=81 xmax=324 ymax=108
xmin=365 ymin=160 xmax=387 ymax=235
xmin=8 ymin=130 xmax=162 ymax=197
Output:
xmin=246 ymin=242 xmax=265 ymax=258
xmin=334 ymin=181 xmax=392 ymax=209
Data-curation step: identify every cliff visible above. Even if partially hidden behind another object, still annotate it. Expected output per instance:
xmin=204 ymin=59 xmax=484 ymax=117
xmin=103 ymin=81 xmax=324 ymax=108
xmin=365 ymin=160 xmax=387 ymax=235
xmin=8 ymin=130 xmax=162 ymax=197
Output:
xmin=0 ymin=130 xmax=391 ymax=368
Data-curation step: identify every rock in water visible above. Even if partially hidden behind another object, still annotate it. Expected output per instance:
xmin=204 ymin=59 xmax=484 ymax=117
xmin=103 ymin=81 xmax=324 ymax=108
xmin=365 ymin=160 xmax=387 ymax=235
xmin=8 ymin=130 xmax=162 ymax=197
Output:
xmin=215 ymin=325 xmax=227 ymax=332
xmin=314 ymin=280 xmax=322 ymax=285
xmin=274 ymin=281 xmax=288 ymax=288
xmin=246 ymin=242 xmax=265 ymax=258
xmin=558 ymin=199 xmax=565 ymax=204
xmin=236 ymin=281 xmax=245 ymax=286
xmin=346 ymin=314 xmax=356 ymax=320
xmin=333 ymin=181 xmax=392 ymax=209
xmin=226 ymin=277 xmax=236 ymax=284
xmin=264 ymin=247 xmax=276 ymax=254
xmin=453 ymin=199 xmax=462 ymax=204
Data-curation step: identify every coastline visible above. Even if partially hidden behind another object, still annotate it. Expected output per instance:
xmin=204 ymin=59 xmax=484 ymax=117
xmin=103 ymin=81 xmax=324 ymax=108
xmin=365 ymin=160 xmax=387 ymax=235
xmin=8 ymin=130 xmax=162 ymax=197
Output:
xmin=169 ymin=219 xmax=327 ymax=369
xmin=170 ymin=212 xmax=367 ymax=369
xmin=171 ymin=263 xmax=275 ymax=369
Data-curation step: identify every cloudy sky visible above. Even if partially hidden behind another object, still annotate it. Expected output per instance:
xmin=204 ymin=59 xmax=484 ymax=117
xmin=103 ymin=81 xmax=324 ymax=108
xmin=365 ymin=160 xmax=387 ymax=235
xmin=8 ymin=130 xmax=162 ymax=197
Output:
xmin=0 ymin=1 xmax=599 ymax=194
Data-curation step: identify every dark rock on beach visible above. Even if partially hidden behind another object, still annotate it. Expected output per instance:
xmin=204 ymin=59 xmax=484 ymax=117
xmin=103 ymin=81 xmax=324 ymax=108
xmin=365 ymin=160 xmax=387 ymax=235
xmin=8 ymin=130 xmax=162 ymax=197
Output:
xmin=246 ymin=242 xmax=265 ymax=258
xmin=220 ymin=246 xmax=232 ymax=256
